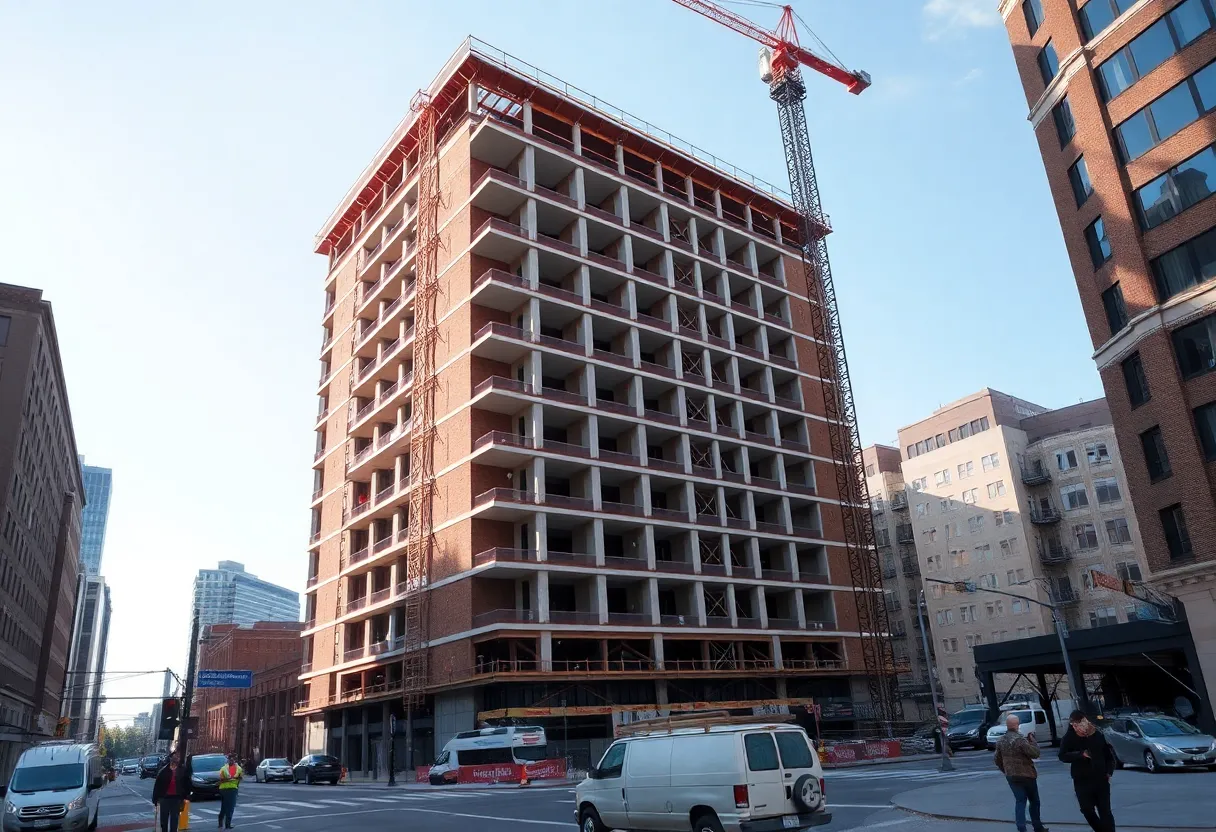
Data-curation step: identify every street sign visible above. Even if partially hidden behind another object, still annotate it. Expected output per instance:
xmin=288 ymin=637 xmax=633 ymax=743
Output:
xmin=197 ymin=670 xmax=253 ymax=689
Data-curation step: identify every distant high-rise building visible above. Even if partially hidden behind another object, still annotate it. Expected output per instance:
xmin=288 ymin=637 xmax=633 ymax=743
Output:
xmin=62 ymin=576 xmax=112 ymax=742
xmin=0 ymin=282 xmax=84 ymax=784
xmin=133 ymin=712 xmax=150 ymax=736
xmin=193 ymin=561 xmax=299 ymax=631
xmin=77 ymin=459 xmax=112 ymax=576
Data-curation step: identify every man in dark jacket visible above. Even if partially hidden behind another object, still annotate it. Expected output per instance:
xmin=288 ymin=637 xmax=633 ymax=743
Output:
xmin=151 ymin=752 xmax=191 ymax=832
xmin=1058 ymin=711 xmax=1116 ymax=832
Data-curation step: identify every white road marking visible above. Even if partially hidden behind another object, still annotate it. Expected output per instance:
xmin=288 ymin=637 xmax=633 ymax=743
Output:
xmin=317 ymin=799 xmax=360 ymax=806
xmin=232 ymin=805 xmax=571 ymax=827
xmin=278 ymin=800 xmax=327 ymax=809
xmin=354 ymin=797 xmax=398 ymax=803
xmin=194 ymin=807 xmax=219 ymax=815
xmin=860 ymin=818 xmax=916 ymax=829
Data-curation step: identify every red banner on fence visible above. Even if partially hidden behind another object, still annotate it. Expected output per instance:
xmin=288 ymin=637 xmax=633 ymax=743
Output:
xmin=455 ymin=758 xmax=568 ymax=784
xmin=415 ymin=767 xmax=430 ymax=783
xmin=823 ymin=740 xmax=901 ymax=766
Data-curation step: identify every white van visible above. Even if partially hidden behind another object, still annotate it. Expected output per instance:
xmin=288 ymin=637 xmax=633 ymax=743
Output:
xmin=2 ymin=742 xmax=104 ymax=832
xmin=427 ymin=725 xmax=547 ymax=785
xmin=576 ymin=712 xmax=829 ymax=832
xmin=985 ymin=706 xmax=1051 ymax=748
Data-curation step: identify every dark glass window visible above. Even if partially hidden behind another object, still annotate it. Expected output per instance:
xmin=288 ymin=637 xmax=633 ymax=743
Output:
xmin=1038 ymin=41 xmax=1060 ymax=86
xmin=1115 ymin=60 xmax=1216 ymax=161
xmin=1099 ymin=52 xmax=1136 ymax=100
xmin=1128 ymin=18 xmax=1178 ymax=80
xmin=1080 ymin=0 xmax=1118 ymax=40
xmin=1152 ymin=225 xmax=1216 ymax=301
xmin=1068 ymin=157 xmax=1094 ymax=206
xmin=1174 ymin=0 xmax=1214 ymax=45
xmin=1194 ymin=61 xmax=1216 ymax=110
xmin=1160 ymin=504 xmax=1193 ymax=560
xmin=1102 ymin=283 xmax=1128 ymax=335
xmin=745 ymin=733 xmax=780 ymax=771
xmin=1122 ymin=352 xmax=1151 ymax=408
xmin=1052 ymin=98 xmax=1076 ymax=147
xmin=1117 ymin=111 xmax=1154 ymax=161
xmin=1087 ymin=218 xmax=1113 ymax=270
xmin=1023 ymin=0 xmax=1045 ymax=35
xmin=1151 ymin=83 xmax=1201 ymax=140
xmin=1136 ymin=145 xmax=1216 ymax=229
xmin=1194 ymin=402 xmax=1216 ymax=460
xmin=1174 ymin=314 xmax=1216 ymax=379
xmin=1098 ymin=0 xmax=1215 ymax=100
xmin=1141 ymin=426 xmax=1172 ymax=482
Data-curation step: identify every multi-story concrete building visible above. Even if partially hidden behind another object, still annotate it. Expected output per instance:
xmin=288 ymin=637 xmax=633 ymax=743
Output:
xmin=0 ymin=282 xmax=84 ymax=782
xmin=62 ymin=575 xmax=112 ymax=742
xmin=300 ymin=38 xmax=888 ymax=769
xmin=194 ymin=622 xmax=304 ymax=754
xmin=192 ymin=561 xmax=300 ymax=631
xmin=864 ymin=445 xmax=935 ymax=719
xmin=1000 ymin=0 xmax=1216 ymax=714
xmin=899 ymin=390 xmax=1148 ymax=708
xmin=77 ymin=459 xmax=111 ymax=577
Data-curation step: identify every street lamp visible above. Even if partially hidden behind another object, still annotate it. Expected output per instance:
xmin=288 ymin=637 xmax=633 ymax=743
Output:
xmin=917 ymin=590 xmax=953 ymax=772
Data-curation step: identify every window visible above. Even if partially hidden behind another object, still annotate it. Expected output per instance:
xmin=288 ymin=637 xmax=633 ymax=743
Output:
xmin=1100 ymin=283 xmax=1128 ymax=337
xmin=1060 ymin=482 xmax=1090 ymax=510
xmin=1052 ymin=97 xmax=1076 ymax=147
xmin=1106 ymin=517 xmax=1133 ymax=545
xmin=1085 ymin=217 xmax=1113 ymax=269
xmin=865 ymin=463 xmax=876 ymax=476
xmin=911 ymin=477 xmax=928 ymax=491
xmin=1161 ymin=503 xmax=1193 ymax=559
xmin=1141 ymin=426 xmax=1172 ymax=481
xmin=916 ymin=502 xmax=929 ymax=517
xmin=975 ymin=543 xmax=992 ymax=561
xmin=875 ymin=527 xmax=891 ymax=546
xmin=987 ymin=481 xmax=1007 ymax=499
xmin=940 ymin=498 xmax=951 ymax=512
xmin=1137 ymin=145 xmax=1216 ymax=230
xmin=1080 ymin=0 xmax=1137 ymax=41
xmin=935 ymin=469 xmax=951 ymax=486
xmin=1122 ymin=353 xmax=1151 ymax=408
xmin=961 ymin=605 xmax=977 ymax=623
xmin=1057 ymin=449 xmax=1079 ymax=471
xmin=1000 ymin=537 xmax=1021 ymax=558
xmin=1196 ymin=402 xmax=1216 ymax=460
xmin=1074 ymin=522 xmax=1099 ymax=550
xmin=968 ymin=515 xmax=985 ymax=533
xmin=947 ymin=667 xmax=957 ymax=683
xmin=1152 ymin=225 xmax=1216 ymax=301
xmin=957 ymin=461 xmax=975 ymax=479
xmin=924 ymin=527 xmax=938 ymax=543
xmin=1086 ymin=442 xmax=1110 ymax=465
xmin=1098 ymin=2 xmax=1214 ymax=101
xmin=1116 ymin=62 xmax=1216 ymax=162
xmin=744 ymin=733 xmax=779 ymax=771
xmin=1117 ymin=561 xmax=1143 ymax=582
xmin=774 ymin=732 xmax=814 ymax=770
xmin=1174 ymin=313 xmax=1216 ymax=379
xmin=1089 ymin=606 xmax=1119 ymax=628
xmin=962 ymin=488 xmax=979 ymax=504
xmin=597 ymin=743 xmax=626 ymax=777
xmin=1013 ymin=598 xmax=1028 ymax=614
xmin=1038 ymin=40 xmax=1060 ymax=86
xmin=1094 ymin=476 xmax=1121 ymax=504
xmin=1023 ymin=0 xmax=1044 ymax=34
xmin=1068 ymin=156 xmax=1094 ymax=207
xmin=937 ymin=609 xmax=955 ymax=625
xmin=981 ymin=453 xmax=1000 ymax=471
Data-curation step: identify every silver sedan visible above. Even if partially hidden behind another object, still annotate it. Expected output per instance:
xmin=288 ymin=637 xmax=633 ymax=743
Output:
xmin=1102 ymin=715 xmax=1216 ymax=773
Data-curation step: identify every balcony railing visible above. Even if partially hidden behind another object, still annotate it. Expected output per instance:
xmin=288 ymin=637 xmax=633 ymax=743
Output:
xmin=1021 ymin=465 xmax=1052 ymax=486
xmin=1030 ymin=507 xmax=1062 ymax=525
xmin=472 ymin=609 xmax=538 ymax=627
xmin=1051 ymin=587 xmax=1081 ymax=605
xmin=1038 ymin=544 xmax=1072 ymax=565
xmin=890 ymin=493 xmax=908 ymax=511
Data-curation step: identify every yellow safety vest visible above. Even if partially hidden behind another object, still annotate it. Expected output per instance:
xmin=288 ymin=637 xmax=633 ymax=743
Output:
xmin=218 ymin=765 xmax=242 ymax=790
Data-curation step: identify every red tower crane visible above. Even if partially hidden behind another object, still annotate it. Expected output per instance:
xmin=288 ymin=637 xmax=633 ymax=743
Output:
xmin=671 ymin=0 xmax=900 ymax=727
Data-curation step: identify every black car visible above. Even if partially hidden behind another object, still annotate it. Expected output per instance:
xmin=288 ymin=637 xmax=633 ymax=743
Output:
xmin=187 ymin=753 xmax=229 ymax=799
xmin=947 ymin=709 xmax=995 ymax=751
xmin=292 ymin=754 xmax=341 ymax=785
xmin=139 ymin=755 xmax=166 ymax=779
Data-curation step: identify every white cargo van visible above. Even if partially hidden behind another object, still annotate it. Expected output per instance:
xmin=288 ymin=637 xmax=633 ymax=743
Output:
xmin=427 ymin=725 xmax=547 ymax=785
xmin=2 ymin=742 xmax=103 ymax=832
xmin=985 ymin=706 xmax=1051 ymax=748
xmin=575 ymin=712 xmax=829 ymax=832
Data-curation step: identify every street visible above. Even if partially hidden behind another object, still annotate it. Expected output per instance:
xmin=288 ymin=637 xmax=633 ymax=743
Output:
xmin=95 ymin=751 xmax=1215 ymax=831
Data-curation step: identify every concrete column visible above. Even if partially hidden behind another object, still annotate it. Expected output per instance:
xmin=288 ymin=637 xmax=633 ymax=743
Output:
xmin=522 ymin=101 xmax=533 ymax=133
xmin=784 ymin=541 xmax=798 ymax=581
xmin=576 ymin=217 xmax=589 ymax=258
xmin=589 ymin=466 xmax=603 ymax=510
xmin=682 ymin=434 xmax=695 ymax=475
xmin=713 ymin=189 xmax=724 ymax=219
xmin=587 ymin=414 xmax=601 ymax=458
xmin=663 ymin=294 xmax=678 ymax=330
xmin=684 ymin=482 xmax=697 ymax=523
xmin=767 ymin=410 xmax=781 ymax=445
xmin=746 ymin=240 xmax=758 ymax=275
xmin=794 ymin=590 xmax=807 ymax=628
xmin=363 ymin=619 xmax=373 ymax=653
xmin=648 ymin=579 xmax=661 ymax=625
xmin=757 ymin=587 xmax=769 ymax=628
xmin=467 ymin=82 xmax=481 ymax=113
xmin=577 ymin=264 xmax=591 ymax=303
xmin=389 ymin=561 xmax=400 ymax=592
xmin=715 ymin=486 xmax=728 ymax=527
xmin=726 ymin=584 xmax=739 ymax=627
xmin=657 ymin=202 xmax=670 ymax=242
xmin=625 ymin=279 xmax=639 ymax=319
xmin=618 ymin=186 xmax=630 ymax=226
xmin=523 ymin=145 xmax=536 ymax=191
xmin=771 ymin=637 xmax=784 ymax=670
xmin=688 ymin=216 xmax=700 ymax=256
xmin=743 ymin=204 xmax=754 ymax=231
xmin=772 ymin=216 xmax=783 ymax=244
xmin=661 ymin=250 xmax=675 ymax=287
xmin=763 ymin=367 xmax=776 ymax=403
xmin=738 ymin=445 xmax=752 ymax=483
xmin=592 ymin=518 xmax=606 ymax=566
xmin=622 ymin=235 xmax=635 ymax=272
xmin=675 ymin=386 xmax=688 ymax=427
xmin=743 ymin=491 xmax=758 ymax=531
xmin=628 ymin=327 xmax=642 ymax=367
xmin=522 ymin=247 xmax=539 ymax=290
xmin=579 ymin=312 xmax=594 ymax=356
xmin=537 ymin=571 xmax=550 ymax=623
xmin=671 ymin=339 xmax=685 ymax=380
xmin=652 ymin=633 xmax=665 ymax=670
xmin=714 ymin=227 xmax=726 ymax=262
xmin=540 ymin=630 xmax=553 ymax=664
xmin=683 ymin=175 xmax=695 ymax=205
xmin=573 ymin=167 xmax=586 ymax=210
xmin=531 ymin=457 xmax=546 ymax=502
xmin=694 ymin=582 xmax=708 ymax=625
xmin=615 ymin=143 xmax=626 ymax=176
xmin=583 ymin=362 xmax=597 ymax=406
xmin=640 ymin=475 xmax=653 ymax=516
xmin=630 ymin=376 xmax=644 ymax=417
xmin=757 ymin=323 xmax=771 ymax=358
xmin=723 ymin=307 xmax=737 ymax=348
xmin=643 ymin=524 xmax=657 ymax=570
xmin=596 ymin=575 xmax=609 ymax=624
xmin=524 ymin=198 xmax=538 ymax=241
xmin=572 ymin=123 xmax=582 ymax=155
xmin=528 ymin=298 xmax=542 ymax=340
xmin=529 ymin=402 xmax=544 ymax=447
xmin=734 ymin=401 xmax=747 ymax=438
xmin=635 ymin=424 xmax=649 ymax=463
xmin=774 ymin=454 xmax=788 ymax=490
xmin=534 ymin=512 xmax=549 ymax=561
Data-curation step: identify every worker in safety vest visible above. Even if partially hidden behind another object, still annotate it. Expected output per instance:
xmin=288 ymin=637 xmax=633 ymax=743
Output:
xmin=216 ymin=753 xmax=243 ymax=829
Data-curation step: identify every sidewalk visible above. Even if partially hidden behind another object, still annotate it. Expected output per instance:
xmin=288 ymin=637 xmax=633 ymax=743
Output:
xmin=892 ymin=767 xmax=1216 ymax=829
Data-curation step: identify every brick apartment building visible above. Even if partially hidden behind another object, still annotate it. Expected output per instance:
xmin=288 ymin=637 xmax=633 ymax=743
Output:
xmin=299 ymin=37 xmax=891 ymax=770
xmin=1002 ymin=0 xmax=1216 ymax=696
xmin=863 ymin=445 xmax=936 ymax=720
xmin=194 ymin=622 xmax=303 ymax=754
xmin=232 ymin=659 xmax=305 ymax=765
xmin=0 ymin=283 xmax=84 ymax=783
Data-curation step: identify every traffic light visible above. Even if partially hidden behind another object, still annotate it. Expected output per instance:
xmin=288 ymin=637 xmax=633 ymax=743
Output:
xmin=158 ymin=698 xmax=180 ymax=741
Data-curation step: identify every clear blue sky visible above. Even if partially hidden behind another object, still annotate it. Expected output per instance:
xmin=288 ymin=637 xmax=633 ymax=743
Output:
xmin=0 ymin=0 xmax=1100 ymax=721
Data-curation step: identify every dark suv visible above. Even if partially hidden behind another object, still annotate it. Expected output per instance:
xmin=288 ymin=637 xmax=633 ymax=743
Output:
xmin=139 ymin=755 xmax=166 ymax=779
xmin=292 ymin=754 xmax=341 ymax=785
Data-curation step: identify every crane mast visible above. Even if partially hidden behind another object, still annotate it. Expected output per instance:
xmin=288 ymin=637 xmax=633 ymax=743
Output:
xmin=672 ymin=0 xmax=900 ymax=726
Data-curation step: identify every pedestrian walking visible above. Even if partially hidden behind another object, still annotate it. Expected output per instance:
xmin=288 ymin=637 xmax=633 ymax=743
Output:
xmin=994 ymin=713 xmax=1050 ymax=832
xmin=217 ymin=752 xmax=244 ymax=829
xmin=151 ymin=752 xmax=189 ymax=832
xmin=1059 ymin=711 xmax=1116 ymax=832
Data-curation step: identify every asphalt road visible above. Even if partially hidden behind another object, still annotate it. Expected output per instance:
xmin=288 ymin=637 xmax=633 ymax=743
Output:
xmin=95 ymin=751 xmax=1180 ymax=832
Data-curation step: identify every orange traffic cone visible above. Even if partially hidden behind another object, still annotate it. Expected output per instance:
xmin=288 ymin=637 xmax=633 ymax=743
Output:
xmin=519 ymin=769 xmax=531 ymax=788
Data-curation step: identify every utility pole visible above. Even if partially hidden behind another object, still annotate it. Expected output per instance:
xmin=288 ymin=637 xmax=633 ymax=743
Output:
xmin=387 ymin=714 xmax=397 ymax=787
xmin=178 ymin=607 xmax=201 ymax=759
xmin=917 ymin=591 xmax=953 ymax=772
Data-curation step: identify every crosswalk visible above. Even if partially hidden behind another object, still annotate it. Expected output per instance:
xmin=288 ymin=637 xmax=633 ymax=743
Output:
xmin=188 ymin=790 xmax=509 ymax=819
xmin=826 ymin=767 xmax=1004 ymax=784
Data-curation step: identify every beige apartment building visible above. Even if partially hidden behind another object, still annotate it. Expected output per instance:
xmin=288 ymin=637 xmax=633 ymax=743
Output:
xmin=898 ymin=389 xmax=1148 ymax=709
xmin=863 ymin=444 xmax=934 ymax=720
xmin=299 ymin=38 xmax=893 ymax=770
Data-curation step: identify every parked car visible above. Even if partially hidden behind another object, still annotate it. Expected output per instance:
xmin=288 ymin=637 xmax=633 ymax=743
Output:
xmin=186 ymin=753 xmax=229 ymax=799
xmin=986 ymin=707 xmax=1050 ymax=749
xmin=1102 ymin=715 xmax=1216 ymax=773
xmin=292 ymin=754 xmax=341 ymax=785
xmin=2 ymin=742 xmax=104 ymax=832
xmin=139 ymin=755 xmax=165 ymax=779
xmin=947 ymin=708 xmax=995 ymax=751
xmin=575 ymin=713 xmax=830 ymax=832
xmin=255 ymin=758 xmax=294 ymax=783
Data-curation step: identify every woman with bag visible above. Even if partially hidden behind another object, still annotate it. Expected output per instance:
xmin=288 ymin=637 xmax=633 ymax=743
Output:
xmin=151 ymin=752 xmax=190 ymax=832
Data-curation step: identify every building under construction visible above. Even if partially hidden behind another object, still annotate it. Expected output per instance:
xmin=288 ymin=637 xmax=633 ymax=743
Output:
xmin=298 ymin=38 xmax=895 ymax=770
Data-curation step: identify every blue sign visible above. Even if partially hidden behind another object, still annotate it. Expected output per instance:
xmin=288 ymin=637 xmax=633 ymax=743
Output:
xmin=197 ymin=670 xmax=253 ymax=689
